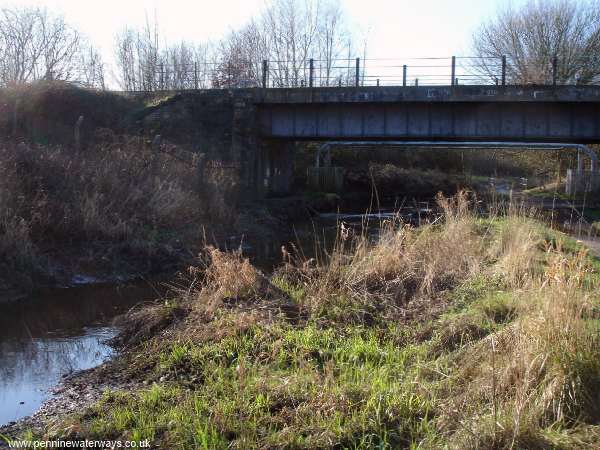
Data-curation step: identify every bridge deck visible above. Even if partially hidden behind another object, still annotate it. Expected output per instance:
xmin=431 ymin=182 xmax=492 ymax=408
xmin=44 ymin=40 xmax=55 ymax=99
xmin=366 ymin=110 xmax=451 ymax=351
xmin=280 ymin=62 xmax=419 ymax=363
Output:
xmin=255 ymin=86 xmax=600 ymax=142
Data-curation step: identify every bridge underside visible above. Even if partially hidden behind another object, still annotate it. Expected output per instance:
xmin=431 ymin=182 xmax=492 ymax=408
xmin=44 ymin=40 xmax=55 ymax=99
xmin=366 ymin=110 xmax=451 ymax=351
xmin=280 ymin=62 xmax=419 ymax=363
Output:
xmin=258 ymin=102 xmax=600 ymax=142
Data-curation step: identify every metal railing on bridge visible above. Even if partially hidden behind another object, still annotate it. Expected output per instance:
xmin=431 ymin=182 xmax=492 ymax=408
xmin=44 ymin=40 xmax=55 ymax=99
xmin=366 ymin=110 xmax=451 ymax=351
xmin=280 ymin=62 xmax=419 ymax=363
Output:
xmin=124 ymin=55 xmax=600 ymax=91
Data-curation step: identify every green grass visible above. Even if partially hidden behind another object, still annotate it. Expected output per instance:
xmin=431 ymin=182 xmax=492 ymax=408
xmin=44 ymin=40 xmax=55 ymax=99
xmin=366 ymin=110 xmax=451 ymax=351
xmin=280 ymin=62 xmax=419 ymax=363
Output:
xmin=522 ymin=185 xmax=572 ymax=201
xmin=39 ymin=204 xmax=600 ymax=449
xmin=79 ymin=324 xmax=434 ymax=449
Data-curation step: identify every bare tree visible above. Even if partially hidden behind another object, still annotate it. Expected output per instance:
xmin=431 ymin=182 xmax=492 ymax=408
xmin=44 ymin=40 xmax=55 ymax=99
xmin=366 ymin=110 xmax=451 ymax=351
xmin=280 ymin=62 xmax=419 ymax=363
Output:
xmin=114 ymin=0 xmax=358 ymax=91
xmin=473 ymin=0 xmax=600 ymax=84
xmin=215 ymin=0 xmax=356 ymax=88
xmin=0 ymin=6 xmax=99 ymax=86
xmin=165 ymin=42 xmax=214 ymax=89
xmin=115 ymin=27 xmax=138 ymax=91
xmin=114 ymin=15 xmax=161 ymax=91
xmin=77 ymin=43 xmax=105 ymax=89
xmin=262 ymin=0 xmax=319 ymax=86
xmin=315 ymin=1 xmax=354 ymax=85
xmin=115 ymin=14 xmax=214 ymax=91
xmin=213 ymin=20 xmax=267 ymax=88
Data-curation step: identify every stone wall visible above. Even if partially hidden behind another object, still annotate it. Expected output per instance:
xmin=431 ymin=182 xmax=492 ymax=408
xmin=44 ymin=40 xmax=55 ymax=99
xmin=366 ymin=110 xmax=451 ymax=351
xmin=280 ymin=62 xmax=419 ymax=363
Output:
xmin=139 ymin=89 xmax=296 ymax=200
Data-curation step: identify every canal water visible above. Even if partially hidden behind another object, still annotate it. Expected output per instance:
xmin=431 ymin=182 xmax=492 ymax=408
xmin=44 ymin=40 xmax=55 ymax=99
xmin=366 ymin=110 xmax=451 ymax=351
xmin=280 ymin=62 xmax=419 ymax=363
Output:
xmin=0 ymin=206 xmax=430 ymax=426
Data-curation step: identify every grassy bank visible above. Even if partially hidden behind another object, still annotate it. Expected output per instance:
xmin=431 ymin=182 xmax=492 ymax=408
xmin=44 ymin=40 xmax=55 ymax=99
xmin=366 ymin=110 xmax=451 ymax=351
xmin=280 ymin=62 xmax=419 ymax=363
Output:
xmin=0 ymin=135 xmax=235 ymax=297
xmin=23 ymin=193 xmax=599 ymax=449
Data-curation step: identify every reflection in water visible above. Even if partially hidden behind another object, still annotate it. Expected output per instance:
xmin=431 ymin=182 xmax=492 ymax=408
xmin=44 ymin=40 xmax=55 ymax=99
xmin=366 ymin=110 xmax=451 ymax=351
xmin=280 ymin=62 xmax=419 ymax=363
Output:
xmin=0 ymin=281 xmax=161 ymax=425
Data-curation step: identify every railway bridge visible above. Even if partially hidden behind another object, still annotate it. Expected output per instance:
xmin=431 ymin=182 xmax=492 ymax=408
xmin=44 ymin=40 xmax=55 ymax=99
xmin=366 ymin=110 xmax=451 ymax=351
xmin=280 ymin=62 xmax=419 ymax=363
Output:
xmin=150 ymin=85 xmax=600 ymax=197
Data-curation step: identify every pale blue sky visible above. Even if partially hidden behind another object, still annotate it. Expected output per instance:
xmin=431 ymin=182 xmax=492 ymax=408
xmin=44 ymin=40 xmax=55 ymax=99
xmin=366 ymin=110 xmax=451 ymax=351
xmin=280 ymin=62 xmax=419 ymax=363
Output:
xmin=2 ymin=0 xmax=528 ymax=82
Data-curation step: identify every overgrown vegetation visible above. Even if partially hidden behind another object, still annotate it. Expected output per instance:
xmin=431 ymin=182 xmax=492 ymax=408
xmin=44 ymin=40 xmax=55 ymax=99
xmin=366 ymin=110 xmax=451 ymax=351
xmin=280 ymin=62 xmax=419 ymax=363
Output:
xmin=0 ymin=132 xmax=235 ymax=295
xmin=32 ymin=193 xmax=600 ymax=449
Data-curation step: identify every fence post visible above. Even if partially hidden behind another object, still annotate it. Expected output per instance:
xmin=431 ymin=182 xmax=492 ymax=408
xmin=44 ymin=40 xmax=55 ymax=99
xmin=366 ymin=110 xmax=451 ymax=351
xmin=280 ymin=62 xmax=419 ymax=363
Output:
xmin=451 ymin=56 xmax=456 ymax=86
xmin=309 ymin=58 xmax=314 ymax=88
xmin=159 ymin=63 xmax=164 ymax=90
xmin=194 ymin=62 xmax=198 ymax=89
xmin=355 ymin=58 xmax=360 ymax=87
xmin=377 ymin=78 xmax=380 ymax=87
xmin=552 ymin=56 xmax=558 ymax=86
xmin=262 ymin=60 xmax=268 ymax=88
xmin=501 ymin=55 xmax=506 ymax=86
xmin=403 ymin=65 xmax=407 ymax=87
xmin=415 ymin=78 xmax=419 ymax=87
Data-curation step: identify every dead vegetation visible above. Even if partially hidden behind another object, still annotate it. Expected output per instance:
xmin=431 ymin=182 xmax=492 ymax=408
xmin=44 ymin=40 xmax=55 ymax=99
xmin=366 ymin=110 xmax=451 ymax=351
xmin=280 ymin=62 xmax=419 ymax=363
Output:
xmin=0 ymin=133 xmax=235 ymax=295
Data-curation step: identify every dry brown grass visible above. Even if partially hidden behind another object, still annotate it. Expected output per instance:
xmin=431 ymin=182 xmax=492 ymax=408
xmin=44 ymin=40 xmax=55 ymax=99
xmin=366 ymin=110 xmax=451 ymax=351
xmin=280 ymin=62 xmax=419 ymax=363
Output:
xmin=0 ymin=135 xmax=235 ymax=293
xmin=490 ymin=216 xmax=542 ymax=288
xmin=278 ymin=191 xmax=485 ymax=324
xmin=195 ymin=247 xmax=261 ymax=307
xmin=115 ymin=246 xmax=302 ymax=357
xmin=440 ymin=242 xmax=600 ymax=449
xmin=0 ymin=137 xmax=202 ymax=238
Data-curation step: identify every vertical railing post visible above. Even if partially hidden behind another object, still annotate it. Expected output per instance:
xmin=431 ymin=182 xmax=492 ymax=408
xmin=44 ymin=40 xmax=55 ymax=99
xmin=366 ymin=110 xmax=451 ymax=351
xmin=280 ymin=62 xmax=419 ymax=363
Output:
xmin=415 ymin=78 xmax=419 ymax=87
xmin=194 ymin=62 xmax=198 ymax=89
xmin=309 ymin=58 xmax=314 ymax=88
xmin=501 ymin=55 xmax=506 ymax=86
xmin=262 ymin=60 xmax=268 ymax=88
xmin=355 ymin=57 xmax=360 ymax=87
xmin=403 ymin=65 xmax=407 ymax=86
xmin=552 ymin=56 xmax=558 ymax=86
xmin=451 ymin=56 xmax=456 ymax=86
